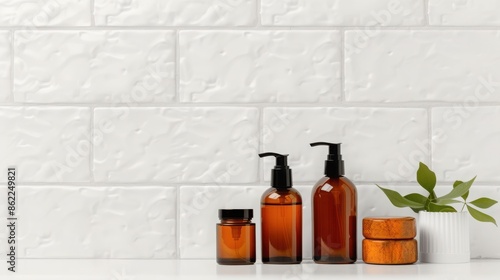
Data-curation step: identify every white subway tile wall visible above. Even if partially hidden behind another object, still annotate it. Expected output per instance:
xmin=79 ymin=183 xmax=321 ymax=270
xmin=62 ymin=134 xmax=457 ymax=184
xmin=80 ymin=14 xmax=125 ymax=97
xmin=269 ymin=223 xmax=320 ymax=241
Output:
xmin=0 ymin=0 xmax=499 ymax=259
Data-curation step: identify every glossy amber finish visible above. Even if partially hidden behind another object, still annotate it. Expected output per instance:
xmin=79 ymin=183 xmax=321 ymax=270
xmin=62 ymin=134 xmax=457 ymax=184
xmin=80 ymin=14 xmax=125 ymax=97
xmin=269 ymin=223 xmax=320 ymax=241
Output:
xmin=261 ymin=187 xmax=302 ymax=264
xmin=217 ymin=219 xmax=256 ymax=265
xmin=312 ymin=176 xmax=357 ymax=264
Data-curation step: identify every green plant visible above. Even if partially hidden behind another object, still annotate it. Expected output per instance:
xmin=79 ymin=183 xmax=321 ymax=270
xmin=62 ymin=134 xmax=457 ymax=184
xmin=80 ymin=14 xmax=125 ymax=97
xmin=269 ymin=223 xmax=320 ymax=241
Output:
xmin=377 ymin=162 xmax=498 ymax=226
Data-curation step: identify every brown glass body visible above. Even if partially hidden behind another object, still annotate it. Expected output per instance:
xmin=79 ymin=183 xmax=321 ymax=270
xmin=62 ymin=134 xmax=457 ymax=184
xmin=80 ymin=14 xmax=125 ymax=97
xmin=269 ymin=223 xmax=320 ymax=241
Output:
xmin=217 ymin=218 xmax=256 ymax=265
xmin=312 ymin=176 xmax=357 ymax=264
xmin=261 ymin=187 xmax=302 ymax=264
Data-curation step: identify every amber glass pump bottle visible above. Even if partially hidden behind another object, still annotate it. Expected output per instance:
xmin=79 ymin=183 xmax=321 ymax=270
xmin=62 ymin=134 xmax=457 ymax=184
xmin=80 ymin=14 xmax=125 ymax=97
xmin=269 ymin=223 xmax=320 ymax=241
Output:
xmin=259 ymin=152 xmax=302 ymax=264
xmin=310 ymin=142 xmax=357 ymax=264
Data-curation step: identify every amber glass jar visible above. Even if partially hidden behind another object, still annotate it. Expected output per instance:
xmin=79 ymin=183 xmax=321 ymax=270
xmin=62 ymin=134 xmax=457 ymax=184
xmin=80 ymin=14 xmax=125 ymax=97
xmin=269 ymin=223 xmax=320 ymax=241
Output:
xmin=216 ymin=209 xmax=256 ymax=265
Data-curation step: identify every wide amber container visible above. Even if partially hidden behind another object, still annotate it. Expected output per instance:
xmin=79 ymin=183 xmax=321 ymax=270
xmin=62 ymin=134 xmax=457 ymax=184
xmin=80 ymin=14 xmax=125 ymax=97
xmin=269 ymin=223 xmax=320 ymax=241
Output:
xmin=362 ymin=217 xmax=418 ymax=265
xmin=217 ymin=209 xmax=256 ymax=265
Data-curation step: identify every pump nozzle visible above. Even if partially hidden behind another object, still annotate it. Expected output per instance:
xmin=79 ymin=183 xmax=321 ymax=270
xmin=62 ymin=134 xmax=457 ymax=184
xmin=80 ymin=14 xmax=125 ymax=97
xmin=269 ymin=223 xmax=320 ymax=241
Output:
xmin=310 ymin=142 xmax=345 ymax=178
xmin=259 ymin=152 xmax=293 ymax=188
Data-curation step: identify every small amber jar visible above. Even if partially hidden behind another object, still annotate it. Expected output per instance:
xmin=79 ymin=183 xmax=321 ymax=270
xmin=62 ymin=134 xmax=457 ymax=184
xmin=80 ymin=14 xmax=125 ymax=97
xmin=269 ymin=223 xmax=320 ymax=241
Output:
xmin=217 ymin=209 xmax=256 ymax=265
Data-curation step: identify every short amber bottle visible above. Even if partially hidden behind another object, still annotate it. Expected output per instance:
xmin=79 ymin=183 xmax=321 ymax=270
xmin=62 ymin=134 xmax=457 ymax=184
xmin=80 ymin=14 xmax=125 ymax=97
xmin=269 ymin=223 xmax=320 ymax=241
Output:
xmin=259 ymin=152 xmax=302 ymax=264
xmin=311 ymin=142 xmax=357 ymax=264
xmin=216 ymin=209 xmax=256 ymax=265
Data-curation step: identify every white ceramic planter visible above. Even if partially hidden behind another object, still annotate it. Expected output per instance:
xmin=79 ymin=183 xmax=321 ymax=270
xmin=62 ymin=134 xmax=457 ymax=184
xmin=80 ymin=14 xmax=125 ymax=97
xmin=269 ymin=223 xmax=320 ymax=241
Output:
xmin=419 ymin=211 xmax=470 ymax=263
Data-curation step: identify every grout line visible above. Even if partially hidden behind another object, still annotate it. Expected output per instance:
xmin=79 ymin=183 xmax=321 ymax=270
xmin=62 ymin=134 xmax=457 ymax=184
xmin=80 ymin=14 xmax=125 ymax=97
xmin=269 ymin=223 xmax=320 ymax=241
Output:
xmin=2 ymin=26 xmax=500 ymax=31
xmin=175 ymin=30 xmax=180 ymax=103
xmin=256 ymin=0 xmax=262 ymax=27
xmin=339 ymin=28 xmax=346 ymax=102
xmin=424 ymin=0 xmax=430 ymax=26
xmin=90 ymin=0 xmax=96 ymax=26
xmin=9 ymin=30 xmax=14 ymax=103
xmin=89 ymin=106 xmax=95 ymax=183
xmin=176 ymin=185 xmax=181 ymax=259
xmin=428 ymin=107 xmax=433 ymax=168
xmin=2 ymin=102 xmax=500 ymax=108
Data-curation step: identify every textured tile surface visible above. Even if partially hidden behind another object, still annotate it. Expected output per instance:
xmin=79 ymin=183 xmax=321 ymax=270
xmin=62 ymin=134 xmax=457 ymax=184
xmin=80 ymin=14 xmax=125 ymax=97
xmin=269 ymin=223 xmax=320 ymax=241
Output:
xmin=0 ymin=31 xmax=10 ymax=102
xmin=261 ymin=0 xmax=425 ymax=26
xmin=0 ymin=107 xmax=90 ymax=182
xmin=14 ymin=31 xmax=175 ymax=103
xmin=0 ymin=0 xmax=90 ymax=26
xmin=94 ymin=0 xmax=257 ymax=26
xmin=17 ymin=186 xmax=176 ymax=258
xmin=179 ymin=185 xmax=313 ymax=259
xmin=345 ymin=30 xmax=500 ymax=102
xmin=94 ymin=107 xmax=259 ymax=183
xmin=429 ymin=0 xmax=500 ymax=25
xmin=180 ymin=31 xmax=341 ymax=103
xmin=432 ymin=106 xmax=500 ymax=182
xmin=262 ymin=107 xmax=429 ymax=182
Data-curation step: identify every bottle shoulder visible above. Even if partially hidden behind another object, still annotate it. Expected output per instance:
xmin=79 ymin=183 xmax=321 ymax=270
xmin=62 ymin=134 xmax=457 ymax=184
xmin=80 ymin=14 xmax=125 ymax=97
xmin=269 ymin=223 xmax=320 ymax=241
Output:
xmin=312 ymin=176 xmax=357 ymax=193
xmin=261 ymin=187 xmax=302 ymax=205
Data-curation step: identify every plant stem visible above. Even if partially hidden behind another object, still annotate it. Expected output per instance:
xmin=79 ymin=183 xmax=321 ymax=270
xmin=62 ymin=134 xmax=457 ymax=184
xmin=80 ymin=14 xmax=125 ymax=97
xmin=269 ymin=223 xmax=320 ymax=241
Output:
xmin=461 ymin=203 xmax=466 ymax=212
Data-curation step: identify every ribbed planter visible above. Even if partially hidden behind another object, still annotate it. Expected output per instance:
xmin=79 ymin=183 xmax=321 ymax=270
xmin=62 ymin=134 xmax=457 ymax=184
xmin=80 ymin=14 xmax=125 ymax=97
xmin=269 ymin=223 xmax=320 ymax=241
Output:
xmin=419 ymin=211 xmax=470 ymax=263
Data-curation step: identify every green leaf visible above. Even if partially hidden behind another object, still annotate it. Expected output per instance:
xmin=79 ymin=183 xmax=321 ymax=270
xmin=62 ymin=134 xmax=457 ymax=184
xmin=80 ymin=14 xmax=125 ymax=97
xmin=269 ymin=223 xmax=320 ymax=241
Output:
xmin=376 ymin=185 xmax=424 ymax=208
xmin=453 ymin=180 xmax=468 ymax=200
xmin=467 ymin=205 xmax=498 ymax=226
xmin=427 ymin=202 xmax=457 ymax=212
xmin=417 ymin=162 xmax=437 ymax=196
xmin=404 ymin=193 xmax=427 ymax=213
xmin=469 ymin=197 xmax=498 ymax=209
xmin=434 ymin=199 xmax=463 ymax=205
xmin=438 ymin=176 xmax=476 ymax=201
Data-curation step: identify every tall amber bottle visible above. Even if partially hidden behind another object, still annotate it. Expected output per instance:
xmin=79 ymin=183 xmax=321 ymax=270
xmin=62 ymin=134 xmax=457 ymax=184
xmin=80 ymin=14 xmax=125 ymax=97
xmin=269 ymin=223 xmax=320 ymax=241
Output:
xmin=259 ymin=152 xmax=302 ymax=264
xmin=310 ymin=142 xmax=357 ymax=264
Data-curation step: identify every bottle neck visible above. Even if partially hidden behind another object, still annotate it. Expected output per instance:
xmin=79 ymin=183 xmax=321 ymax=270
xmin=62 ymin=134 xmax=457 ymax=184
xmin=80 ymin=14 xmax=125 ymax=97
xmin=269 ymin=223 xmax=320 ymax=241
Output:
xmin=220 ymin=218 xmax=252 ymax=224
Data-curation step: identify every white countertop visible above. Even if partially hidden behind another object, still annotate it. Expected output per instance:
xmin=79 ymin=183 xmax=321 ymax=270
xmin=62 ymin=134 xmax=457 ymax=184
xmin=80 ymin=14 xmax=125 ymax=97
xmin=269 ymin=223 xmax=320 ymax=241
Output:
xmin=1 ymin=259 xmax=499 ymax=280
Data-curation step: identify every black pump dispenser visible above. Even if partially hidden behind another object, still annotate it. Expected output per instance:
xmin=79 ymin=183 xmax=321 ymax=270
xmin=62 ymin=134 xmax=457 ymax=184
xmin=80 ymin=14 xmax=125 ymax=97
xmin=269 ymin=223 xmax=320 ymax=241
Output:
xmin=259 ymin=152 xmax=292 ymax=188
xmin=310 ymin=142 xmax=345 ymax=178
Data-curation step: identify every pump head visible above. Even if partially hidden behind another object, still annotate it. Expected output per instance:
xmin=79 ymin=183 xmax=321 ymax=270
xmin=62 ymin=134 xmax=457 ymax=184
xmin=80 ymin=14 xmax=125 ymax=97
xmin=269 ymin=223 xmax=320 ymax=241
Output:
xmin=310 ymin=142 xmax=345 ymax=178
xmin=259 ymin=152 xmax=293 ymax=188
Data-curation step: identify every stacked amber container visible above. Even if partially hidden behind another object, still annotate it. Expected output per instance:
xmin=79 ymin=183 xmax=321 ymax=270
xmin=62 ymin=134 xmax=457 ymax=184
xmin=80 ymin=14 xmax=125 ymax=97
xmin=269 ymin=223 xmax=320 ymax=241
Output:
xmin=362 ymin=217 xmax=418 ymax=264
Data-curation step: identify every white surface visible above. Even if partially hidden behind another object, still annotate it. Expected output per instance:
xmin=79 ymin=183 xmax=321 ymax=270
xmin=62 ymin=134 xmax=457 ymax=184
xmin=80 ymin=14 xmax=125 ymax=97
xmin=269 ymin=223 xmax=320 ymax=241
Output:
xmin=429 ymin=0 xmax=500 ymax=26
xmin=0 ymin=107 xmax=91 ymax=182
xmin=93 ymin=107 xmax=259 ymax=183
xmin=262 ymin=107 xmax=428 ymax=182
xmin=345 ymin=30 xmax=500 ymax=102
xmin=261 ymin=0 xmax=424 ymax=26
xmin=0 ymin=31 xmax=10 ymax=102
xmin=179 ymin=31 xmax=341 ymax=103
xmin=0 ymin=0 xmax=499 ymax=261
xmin=14 ymin=31 xmax=175 ymax=103
xmin=1 ymin=259 xmax=500 ymax=280
xmin=0 ymin=0 xmax=90 ymax=26
xmin=94 ymin=0 xmax=257 ymax=26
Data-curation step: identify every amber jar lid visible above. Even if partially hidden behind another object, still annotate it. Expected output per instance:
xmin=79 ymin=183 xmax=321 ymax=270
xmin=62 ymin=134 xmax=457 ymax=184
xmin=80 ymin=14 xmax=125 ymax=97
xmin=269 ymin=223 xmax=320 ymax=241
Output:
xmin=363 ymin=216 xmax=416 ymax=240
xmin=218 ymin=209 xmax=253 ymax=220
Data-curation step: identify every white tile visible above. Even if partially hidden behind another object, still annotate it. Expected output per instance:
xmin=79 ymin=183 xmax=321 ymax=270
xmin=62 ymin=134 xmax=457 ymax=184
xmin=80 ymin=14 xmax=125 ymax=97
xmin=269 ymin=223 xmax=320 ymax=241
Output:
xmin=180 ymin=31 xmax=341 ymax=103
xmin=14 ymin=31 xmax=175 ymax=103
xmin=94 ymin=107 xmax=259 ymax=183
xmin=16 ymin=186 xmax=176 ymax=258
xmin=94 ymin=0 xmax=257 ymax=26
xmin=345 ymin=30 xmax=500 ymax=102
xmin=0 ymin=107 xmax=91 ymax=182
xmin=261 ymin=0 xmax=424 ymax=26
xmin=0 ymin=0 xmax=90 ymax=26
xmin=179 ymin=185 xmax=312 ymax=259
xmin=262 ymin=107 xmax=429 ymax=182
xmin=432 ymin=106 xmax=500 ymax=182
xmin=429 ymin=0 xmax=500 ymax=26
xmin=0 ymin=31 xmax=10 ymax=102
